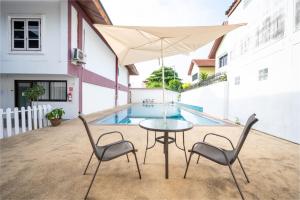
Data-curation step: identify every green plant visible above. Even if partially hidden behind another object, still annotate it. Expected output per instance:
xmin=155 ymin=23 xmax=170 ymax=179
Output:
xmin=220 ymin=73 xmax=227 ymax=81
xmin=168 ymin=79 xmax=182 ymax=91
xmin=46 ymin=108 xmax=65 ymax=120
xmin=199 ymin=72 xmax=208 ymax=81
xmin=182 ymin=83 xmax=191 ymax=90
xmin=24 ymin=84 xmax=45 ymax=106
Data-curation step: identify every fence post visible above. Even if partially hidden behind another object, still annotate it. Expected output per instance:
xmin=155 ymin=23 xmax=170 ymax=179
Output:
xmin=0 ymin=109 xmax=3 ymax=138
xmin=38 ymin=105 xmax=43 ymax=128
xmin=6 ymin=108 xmax=12 ymax=138
xmin=47 ymin=105 xmax=52 ymax=126
xmin=33 ymin=106 xmax=38 ymax=130
xmin=42 ymin=105 xmax=48 ymax=127
xmin=14 ymin=107 xmax=19 ymax=135
xmin=27 ymin=106 xmax=32 ymax=131
xmin=21 ymin=107 xmax=26 ymax=133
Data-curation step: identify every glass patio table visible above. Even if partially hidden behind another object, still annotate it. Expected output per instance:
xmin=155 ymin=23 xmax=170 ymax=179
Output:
xmin=139 ymin=119 xmax=193 ymax=179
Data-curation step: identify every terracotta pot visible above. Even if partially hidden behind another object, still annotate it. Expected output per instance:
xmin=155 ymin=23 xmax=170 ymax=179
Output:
xmin=50 ymin=118 xmax=61 ymax=126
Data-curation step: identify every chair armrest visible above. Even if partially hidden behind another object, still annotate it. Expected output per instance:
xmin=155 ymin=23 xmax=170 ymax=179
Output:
xmin=203 ymin=133 xmax=235 ymax=149
xmin=96 ymin=131 xmax=125 ymax=145
xmin=192 ymin=141 xmax=230 ymax=164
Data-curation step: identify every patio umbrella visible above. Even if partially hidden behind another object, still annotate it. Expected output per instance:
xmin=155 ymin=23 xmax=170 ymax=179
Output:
xmin=94 ymin=24 xmax=245 ymax=105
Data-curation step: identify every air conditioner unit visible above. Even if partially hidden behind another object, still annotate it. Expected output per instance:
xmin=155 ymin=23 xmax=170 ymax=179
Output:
xmin=73 ymin=48 xmax=86 ymax=64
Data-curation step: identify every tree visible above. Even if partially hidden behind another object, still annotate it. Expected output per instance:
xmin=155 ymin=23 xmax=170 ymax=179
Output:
xmin=168 ymin=79 xmax=182 ymax=91
xmin=145 ymin=67 xmax=182 ymax=91
xmin=24 ymin=84 xmax=45 ymax=106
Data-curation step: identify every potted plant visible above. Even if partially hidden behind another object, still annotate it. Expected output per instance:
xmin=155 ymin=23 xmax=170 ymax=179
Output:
xmin=46 ymin=108 xmax=65 ymax=126
xmin=24 ymin=84 xmax=45 ymax=107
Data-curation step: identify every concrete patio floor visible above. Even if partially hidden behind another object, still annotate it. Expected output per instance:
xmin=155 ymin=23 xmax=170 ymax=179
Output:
xmin=0 ymin=107 xmax=299 ymax=200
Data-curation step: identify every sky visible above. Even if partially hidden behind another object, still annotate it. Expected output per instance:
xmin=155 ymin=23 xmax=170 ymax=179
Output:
xmin=101 ymin=0 xmax=233 ymax=87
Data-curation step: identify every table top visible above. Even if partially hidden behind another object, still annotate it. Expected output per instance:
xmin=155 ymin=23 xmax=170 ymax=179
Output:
xmin=139 ymin=119 xmax=193 ymax=132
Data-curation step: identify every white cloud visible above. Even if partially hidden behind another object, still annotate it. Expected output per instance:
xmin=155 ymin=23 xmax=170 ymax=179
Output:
xmin=101 ymin=0 xmax=232 ymax=87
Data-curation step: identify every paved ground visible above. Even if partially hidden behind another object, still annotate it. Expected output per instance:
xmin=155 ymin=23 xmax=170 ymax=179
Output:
xmin=1 ymin=107 xmax=299 ymax=200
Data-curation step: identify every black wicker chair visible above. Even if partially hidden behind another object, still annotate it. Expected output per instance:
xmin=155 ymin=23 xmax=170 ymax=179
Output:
xmin=79 ymin=115 xmax=141 ymax=200
xmin=184 ymin=114 xmax=258 ymax=200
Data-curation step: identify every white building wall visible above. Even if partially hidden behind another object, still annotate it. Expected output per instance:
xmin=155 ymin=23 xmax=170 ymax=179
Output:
xmin=181 ymin=82 xmax=228 ymax=119
xmin=118 ymin=91 xmax=128 ymax=106
xmin=214 ymin=0 xmax=300 ymax=143
xmin=0 ymin=74 xmax=79 ymax=119
xmin=131 ymin=89 xmax=179 ymax=103
xmin=118 ymin=65 xmax=128 ymax=86
xmin=82 ymin=83 xmax=115 ymax=115
xmin=0 ymin=1 xmax=68 ymax=74
xmin=71 ymin=6 xmax=78 ymax=51
xmin=82 ymin=19 xmax=115 ymax=80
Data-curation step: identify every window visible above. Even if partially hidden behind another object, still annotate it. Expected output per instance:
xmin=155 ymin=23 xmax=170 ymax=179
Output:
xmin=34 ymin=81 xmax=67 ymax=101
xmin=11 ymin=18 xmax=41 ymax=51
xmin=234 ymin=76 xmax=240 ymax=85
xmin=219 ymin=54 xmax=228 ymax=68
xmin=192 ymin=73 xmax=198 ymax=81
xmin=258 ymin=68 xmax=268 ymax=81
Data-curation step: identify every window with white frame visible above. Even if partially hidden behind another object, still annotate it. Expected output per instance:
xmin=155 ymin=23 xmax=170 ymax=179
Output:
xmin=234 ymin=76 xmax=240 ymax=85
xmin=11 ymin=18 xmax=41 ymax=51
xmin=258 ymin=68 xmax=268 ymax=81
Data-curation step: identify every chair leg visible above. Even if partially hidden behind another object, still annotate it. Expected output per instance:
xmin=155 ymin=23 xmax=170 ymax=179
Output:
xmin=237 ymin=158 xmax=250 ymax=183
xmin=228 ymin=164 xmax=245 ymax=200
xmin=133 ymin=151 xmax=142 ymax=179
xmin=184 ymin=152 xmax=193 ymax=178
xmin=126 ymin=154 xmax=130 ymax=162
xmin=84 ymin=160 xmax=101 ymax=200
xmin=83 ymin=152 xmax=94 ymax=175
xmin=196 ymin=155 xmax=200 ymax=164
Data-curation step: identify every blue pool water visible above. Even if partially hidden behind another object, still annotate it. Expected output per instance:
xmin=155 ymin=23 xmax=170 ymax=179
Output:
xmin=92 ymin=104 xmax=224 ymax=126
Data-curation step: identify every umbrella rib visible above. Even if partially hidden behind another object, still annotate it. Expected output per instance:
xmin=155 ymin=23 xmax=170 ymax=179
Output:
xmin=131 ymin=38 xmax=162 ymax=50
xmin=163 ymin=35 xmax=193 ymax=52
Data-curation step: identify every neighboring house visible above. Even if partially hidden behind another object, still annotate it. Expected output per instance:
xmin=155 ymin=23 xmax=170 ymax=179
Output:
xmin=0 ymin=0 xmax=138 ymax=119
xmin=188 ymin=59 xmax=215 ymax=83
xmin=213 ymin=0 xmax=300 ymax=142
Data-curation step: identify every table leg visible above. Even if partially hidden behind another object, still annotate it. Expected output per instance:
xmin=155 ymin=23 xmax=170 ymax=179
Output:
xmin=164 ymin=131 xmax=169 ymax=179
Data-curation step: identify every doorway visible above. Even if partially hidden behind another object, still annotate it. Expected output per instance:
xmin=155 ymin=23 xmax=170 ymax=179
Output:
xmin=15 ymin=80 xmax=32 ymax=108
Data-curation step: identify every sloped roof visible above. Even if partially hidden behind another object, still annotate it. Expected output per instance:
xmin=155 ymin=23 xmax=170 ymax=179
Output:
xmin=188 ymin=59 xmax=215 ymax=75
xmin=76 ymin=0 xmax=112 ymax=25
xmin=125 ymin=64 xmax=139 ymax=75
xmin=225 ymin=0 xmax=241 ymax=17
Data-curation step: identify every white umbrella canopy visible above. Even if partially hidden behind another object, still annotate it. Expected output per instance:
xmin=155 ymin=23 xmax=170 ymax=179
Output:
xmin=93 ymin=24 xmax=245 ymax=113
xmin=94 ymin=24 xmax=245 ymax=65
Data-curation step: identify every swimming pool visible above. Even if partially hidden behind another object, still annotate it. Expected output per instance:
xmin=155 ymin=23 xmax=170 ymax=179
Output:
xmin=92 ymin=104 xmax=224 ymax=126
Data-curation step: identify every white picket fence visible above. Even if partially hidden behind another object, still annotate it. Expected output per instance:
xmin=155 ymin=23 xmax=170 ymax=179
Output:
xmin=0 ymin=105 xmax=52 ymax=139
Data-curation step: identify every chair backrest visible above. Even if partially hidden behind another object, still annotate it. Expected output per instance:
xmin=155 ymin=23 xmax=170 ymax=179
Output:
xmin=233 ymin=114 xmax=258 ymax=161
xmin=78 ymin=115 xmax=97 ymax=154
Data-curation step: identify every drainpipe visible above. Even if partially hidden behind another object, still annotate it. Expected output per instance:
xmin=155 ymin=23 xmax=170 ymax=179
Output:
xmin=115 ymin=57 xmax=118 ymax=107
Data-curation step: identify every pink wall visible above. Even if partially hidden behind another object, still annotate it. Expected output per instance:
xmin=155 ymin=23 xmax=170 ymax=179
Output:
xmin=67 ymin=1 xmax=129 ymax=112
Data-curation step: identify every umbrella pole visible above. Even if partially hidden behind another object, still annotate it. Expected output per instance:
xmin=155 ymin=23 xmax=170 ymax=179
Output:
xmin=161 ymin=40 xmax=165 ymax=105
xmin=161 ymin=40 xmax=166 ymax=121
